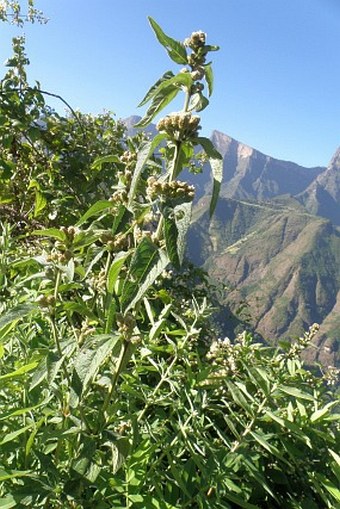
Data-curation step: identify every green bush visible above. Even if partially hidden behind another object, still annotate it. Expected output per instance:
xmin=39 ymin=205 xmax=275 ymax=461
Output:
xmin=0 ymin=13 xmax=339 ymax=509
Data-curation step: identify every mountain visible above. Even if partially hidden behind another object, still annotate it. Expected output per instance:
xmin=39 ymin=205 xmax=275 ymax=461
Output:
xmin=123 ymin=117 xmax=340 ymax=366
xmin=186 ymin=133 xmax=340 ymax=367
xmin=297 ymin=147 xmax=340 ymax=225
xmin=188 ymin=197 xmax=340 ymax=367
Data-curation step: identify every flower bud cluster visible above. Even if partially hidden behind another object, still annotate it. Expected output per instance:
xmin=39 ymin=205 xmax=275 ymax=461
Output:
xmin=78 ymin=318 xmax=96 ymax=344
xmin=287 ymin=323 xmax=320 ymax=359
xmin=323 ymin=365 xmax=340 ymax=387
xmin=46 ymin=249 xmax=73 ymax=265
xmin=59 ymin=226 xmax=79 ymax=244
xmin=156 ymin=112 xmax=201 ymax=141
xmin=120 ymin=150 xmax=137 ymax=167
xmin=100 ymin=231 xmax=129 ymax=252
xmin=117 ymin=150 xmax=137 ymax=186
xmin=89 ymin=268 xmax=106 ymax=292
xmin=116 ymin=312 xmax=136 ymax=339
xmin=36 ymin=294 xmax=56 ymax=308
xmin=45 ymin=226 xmax=79 ymax=264
xmin=109 ymin=188 xmax=128 ymax=205
xmin=206 ymin=337 xmax=237 ymax=375
xmin=147 ymin=176 xmax=195 ymax=202
xmin=184 ymin=31 xmax=206 ymax=50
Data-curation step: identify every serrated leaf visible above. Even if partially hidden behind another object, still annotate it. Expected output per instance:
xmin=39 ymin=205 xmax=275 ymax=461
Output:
xmin=148 ymin=17 xmax=188 ymax=65
xmin=128 ymin=134 xmax=166 ymax=205
xmin=76 ymin=200 xmax=113 ymax=226
xmin=311 ymin=401 xmax=337 ymax=422
xmin=0 ymin=495 xmax=19 ymax=508
xmin=138 ymin=71 xmax=192 ymax=114
xmin=249 ymin=431 xmax=282 ymax=458
xmin=205 ymin=63 xmax=214 ymax=96
xmin=0 ymin=361 xmax=38 ymax=381
xmin=329 ymin=449 xmax=340 ymax=467
xmin=0 ymin=425 xmax=32 ymax=446
xmin=195 ymin=136 xmax=223 ymax=217
xmin=188 ymin=92 xmax=209 ymax=112
xmin=223 ymin=492 xmax=260 ymax=509
xmin=138 ymin=70 xmax=174 ymax=107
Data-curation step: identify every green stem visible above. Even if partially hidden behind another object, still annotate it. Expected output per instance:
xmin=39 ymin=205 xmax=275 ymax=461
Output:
xmin=155 ymin=141 xmax=181 ymax=240
xmin=137 ymin=322 xmax=194 ymax=423
xmin=50 ymin=270 xmax=71 ymax=386
xmin=183 ymin=87 xmax=191 ymax=113
xmin=100 ymin=339 xmax=132 ymax=420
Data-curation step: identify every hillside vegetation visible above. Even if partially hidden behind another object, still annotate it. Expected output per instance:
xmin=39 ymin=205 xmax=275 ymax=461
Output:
xmin=0 ymin=7 xmax=339 ymax=508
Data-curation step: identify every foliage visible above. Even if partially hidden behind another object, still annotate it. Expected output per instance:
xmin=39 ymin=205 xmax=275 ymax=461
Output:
xmin=0 ymin=0 xmax=46 ymax=25
xmin=0 ymin=15 xmax=339 ymax=509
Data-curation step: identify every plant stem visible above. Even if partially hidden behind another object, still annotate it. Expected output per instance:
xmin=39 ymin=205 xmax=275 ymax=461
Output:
xmin=50 ymin=270 xmax=71 ymax=386
xmin=155 ymin=141 xmax=181 ymax=240
xmin=100 ymin=339 xmax=132 ymax=420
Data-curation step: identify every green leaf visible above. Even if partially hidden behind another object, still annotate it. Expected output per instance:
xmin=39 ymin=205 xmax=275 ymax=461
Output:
xmin=205 ymin=63 xmax=214 ymax=96
xmin=91 ymin=154 xmax=121 ymax=170
xmin=0 ymin=425 xmax=32 ymax=446
xmin=138 ymin=71 xmax=174 ymax=107
xmin=32 ymin=228 xmax=66 ymax=241
xmin=76 ymin=200 xmax=113 ymax=226
xmin=128 ymin=134 xmax=166 ymax=205
xmin=0 ymin=495 xmax=18 ymax=508
xmin=319 ymin=476 xmax=340 ymax=502
xmin=0 ymin=304 xmax=35 ymax=336
xmin=249 ymin=431 xmax=282 ymax=459
xmin=33 ymin=190 xmax=47 ymax=217
xmin=0 ymin=361 xmax=38 ymax=381
xmin=278 ymin=385 xmax=314 ymax=402
xmin=121 ymin=239 xmax=169 ymax=312
xmin=329 ymin=449 xmax=340 ymax=468
xmin=188 ymin=92 xmax=209 ymax=112
xmin=195 ymin=136 xmax=223 ymax=217
xmin=148 ymin=17 xmax=188 ymax=65
xmin=223 ymin=492 xmax=260 ymax=509
xmin=310 ymin=401 xmax=337 ymax=422
xmin=163 ymin=202 xmax=192 ymax=269
xmin=107 ymin=252 xmax=130 ymax=293
xmin=135 ymin=86 xmax=180 ymax=128
xmin=70 ymin=334 xmax=120 ymax=407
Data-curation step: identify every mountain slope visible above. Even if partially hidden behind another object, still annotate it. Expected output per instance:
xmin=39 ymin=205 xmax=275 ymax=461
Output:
xmin=297 ymin=147 xmax=340 ymax=225
xmin=188 ymin=196 xmax=340 ymax=366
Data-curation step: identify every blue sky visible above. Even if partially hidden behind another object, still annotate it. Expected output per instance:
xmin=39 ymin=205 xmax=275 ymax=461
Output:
xmin=1 ymin=0 xmax=339 ymax=167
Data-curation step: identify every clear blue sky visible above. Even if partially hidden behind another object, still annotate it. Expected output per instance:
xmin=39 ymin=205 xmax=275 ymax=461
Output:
xmin=1 ymin=0 xmax=339 ymax=167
